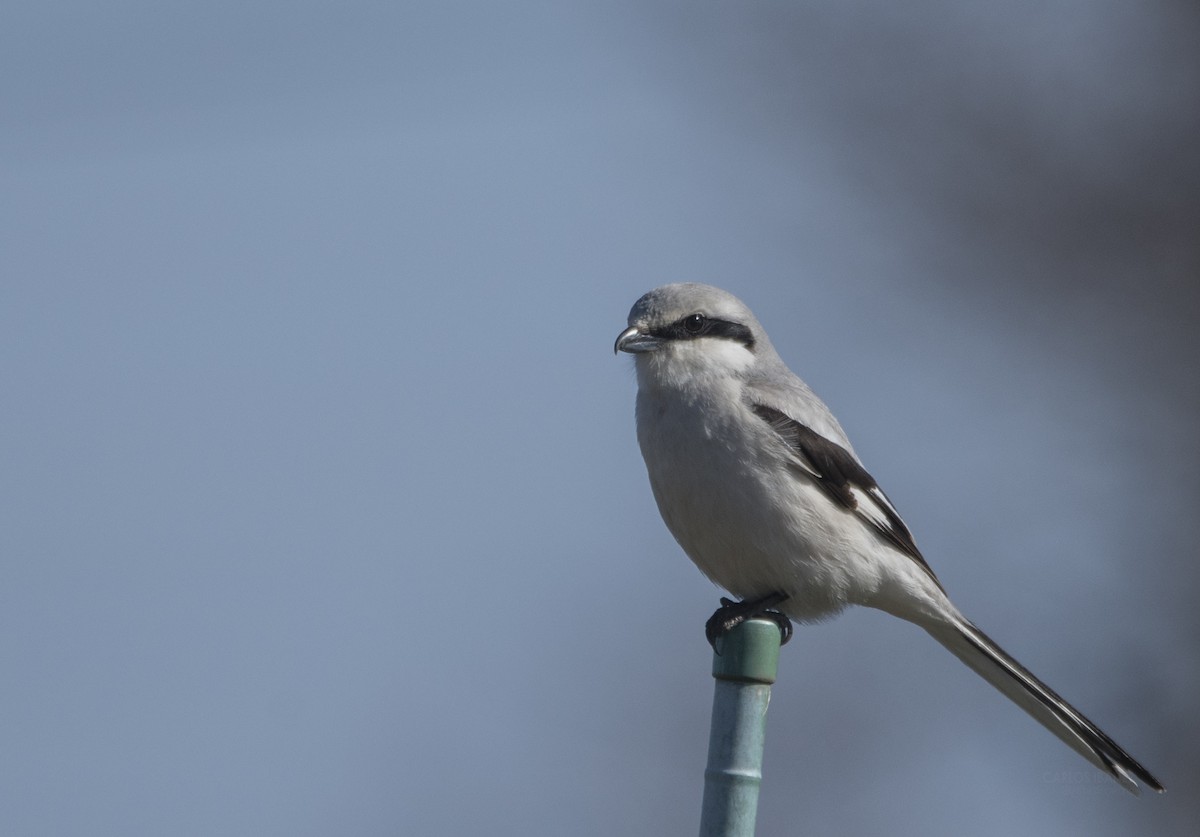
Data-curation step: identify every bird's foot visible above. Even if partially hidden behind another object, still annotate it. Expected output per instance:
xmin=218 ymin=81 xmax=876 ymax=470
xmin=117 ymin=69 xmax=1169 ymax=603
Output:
xmin=705 ymin=592 xmax=793 ymax=649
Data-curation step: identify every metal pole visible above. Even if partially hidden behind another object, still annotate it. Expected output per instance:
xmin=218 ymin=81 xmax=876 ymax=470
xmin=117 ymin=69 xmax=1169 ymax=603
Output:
xmin=698 ymin=618 xmax=783 ymax=837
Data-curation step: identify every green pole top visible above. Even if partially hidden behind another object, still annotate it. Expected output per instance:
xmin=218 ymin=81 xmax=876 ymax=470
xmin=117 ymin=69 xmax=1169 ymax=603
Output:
xmin=711 ymin=618 xmax=782 ymax=685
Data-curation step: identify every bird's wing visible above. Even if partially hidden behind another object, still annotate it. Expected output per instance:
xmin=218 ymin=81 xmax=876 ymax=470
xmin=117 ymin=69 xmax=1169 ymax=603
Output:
xmin=750 ymin=402 xmax=943 ymax=589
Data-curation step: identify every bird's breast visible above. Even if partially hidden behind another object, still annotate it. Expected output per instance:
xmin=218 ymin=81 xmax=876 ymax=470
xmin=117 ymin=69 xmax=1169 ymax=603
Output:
xmin=636 ymin=391 xmax=796 ymax=583
xmin=633 ymin=387 xmax=881 ymax=620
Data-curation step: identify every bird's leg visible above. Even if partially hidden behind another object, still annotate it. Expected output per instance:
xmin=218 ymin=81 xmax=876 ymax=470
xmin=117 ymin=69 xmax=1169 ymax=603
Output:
xmin=705 ymin=591 xmax=793 ymax=649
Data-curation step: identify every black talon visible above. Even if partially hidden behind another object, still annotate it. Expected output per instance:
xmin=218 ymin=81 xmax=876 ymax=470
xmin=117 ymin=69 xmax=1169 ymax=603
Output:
xmin=762 ymin=609 xmax=793 ymax=645
xmin=705 ymin=592 xmax=793 ymax=649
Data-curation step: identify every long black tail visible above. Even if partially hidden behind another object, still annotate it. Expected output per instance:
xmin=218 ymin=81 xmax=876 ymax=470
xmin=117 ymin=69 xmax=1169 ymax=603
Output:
xmin=925 ymin=617 xmax=1163 ymax=794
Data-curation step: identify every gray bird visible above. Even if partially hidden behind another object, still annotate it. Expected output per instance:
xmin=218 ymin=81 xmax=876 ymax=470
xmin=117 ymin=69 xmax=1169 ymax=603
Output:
xmin=615 ymin=282 xmax=1162 ymax=795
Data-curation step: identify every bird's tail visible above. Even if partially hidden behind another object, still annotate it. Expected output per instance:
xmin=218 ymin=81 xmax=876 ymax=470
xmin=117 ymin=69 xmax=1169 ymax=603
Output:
xmin=924 ymin=617 xmax=1163 ymax=794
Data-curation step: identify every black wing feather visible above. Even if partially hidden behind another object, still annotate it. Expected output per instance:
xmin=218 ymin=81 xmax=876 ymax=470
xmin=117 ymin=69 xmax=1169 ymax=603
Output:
xmin=751 ymin=403 xmax=941 ymax=587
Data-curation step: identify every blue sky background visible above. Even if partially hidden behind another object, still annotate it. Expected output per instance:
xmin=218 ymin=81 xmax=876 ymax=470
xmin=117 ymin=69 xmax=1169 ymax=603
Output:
xmin=3 ymin=2 xmax=1198 ymax=834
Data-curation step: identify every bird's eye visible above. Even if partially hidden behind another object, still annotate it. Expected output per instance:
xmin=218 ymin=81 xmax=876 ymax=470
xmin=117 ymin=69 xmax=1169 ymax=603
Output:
xmin=683 ymin=313 xmax=706 ymax=334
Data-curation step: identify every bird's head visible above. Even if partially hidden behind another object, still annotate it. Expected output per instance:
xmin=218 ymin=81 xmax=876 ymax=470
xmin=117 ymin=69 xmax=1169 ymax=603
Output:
xmin=614 ymin=283 xmax=767 ymax=387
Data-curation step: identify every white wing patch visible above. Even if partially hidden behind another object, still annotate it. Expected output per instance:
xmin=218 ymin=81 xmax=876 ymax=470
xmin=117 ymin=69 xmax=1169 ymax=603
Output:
xmin=849 ymin=485 xmax=906 ymax=548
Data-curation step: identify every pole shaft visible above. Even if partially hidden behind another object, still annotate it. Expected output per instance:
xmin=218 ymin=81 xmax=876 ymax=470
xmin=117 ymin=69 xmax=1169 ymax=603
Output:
xmin=698 ymin=619 xmax=782 ymax=837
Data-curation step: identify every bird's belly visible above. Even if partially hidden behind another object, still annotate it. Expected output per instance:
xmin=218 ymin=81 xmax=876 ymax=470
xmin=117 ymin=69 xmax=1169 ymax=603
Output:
xmin=638 ymin=402 xmax=887 ymax=622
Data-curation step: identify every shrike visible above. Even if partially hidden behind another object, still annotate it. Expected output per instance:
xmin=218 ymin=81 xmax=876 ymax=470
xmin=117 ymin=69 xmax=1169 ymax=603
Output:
xmin=615 ymin=283 xmax=1162 ymax=794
